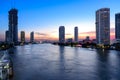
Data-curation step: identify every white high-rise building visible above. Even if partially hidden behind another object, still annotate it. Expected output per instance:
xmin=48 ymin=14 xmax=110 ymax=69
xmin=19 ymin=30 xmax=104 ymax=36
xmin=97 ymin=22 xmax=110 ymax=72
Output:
xmin=59 ymin=26 xmax=65 ymax=43
xmin=96 ymin=8 xmax=110 ymax=45
xmin=74 ymin=27 xmax=78 ymax=42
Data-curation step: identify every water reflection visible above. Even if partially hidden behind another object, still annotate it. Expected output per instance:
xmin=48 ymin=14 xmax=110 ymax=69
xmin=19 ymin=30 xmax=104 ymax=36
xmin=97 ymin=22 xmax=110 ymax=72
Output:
xmin=96 ymin=50 xmax=110 ymax=80
xmin=96 ymin=49 xmax=109 ymax=62
xmin=9 ymin=44 xmax=120 ymax=80
xmin=59 ymin=46 xmax=65 ymax=70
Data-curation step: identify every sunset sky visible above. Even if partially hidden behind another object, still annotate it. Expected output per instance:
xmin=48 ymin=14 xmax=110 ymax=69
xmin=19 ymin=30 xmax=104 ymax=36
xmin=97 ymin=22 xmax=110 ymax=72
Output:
xmin=0 ymin=0 xmax=120 ymax=41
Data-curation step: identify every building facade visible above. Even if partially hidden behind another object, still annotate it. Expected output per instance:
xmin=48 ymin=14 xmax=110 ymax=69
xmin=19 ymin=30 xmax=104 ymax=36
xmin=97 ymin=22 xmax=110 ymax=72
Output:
xmin=74 ymin=27 xmax=78 ymax=42
xmin=21 ymin=31 xmax=25 ymax=43
xmin=59 ymin=26 xmax=65 ymax=43
xmin=115 ymin=13 xmax=120 ymax=39
xmin=30 ymin=32 xmax=34 ymax=43
xmin=5 ymin=30 xmax=9 ymax=42
xmin=96 ymin=8 xmax=110 ymax=45
xmin=8 ymin=8 xmax=18 ymax=44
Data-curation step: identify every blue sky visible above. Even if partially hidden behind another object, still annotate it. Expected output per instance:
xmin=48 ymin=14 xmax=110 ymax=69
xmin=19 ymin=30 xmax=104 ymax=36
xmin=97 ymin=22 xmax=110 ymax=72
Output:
xmin=0 ymin=0 xmax=120 ymax=41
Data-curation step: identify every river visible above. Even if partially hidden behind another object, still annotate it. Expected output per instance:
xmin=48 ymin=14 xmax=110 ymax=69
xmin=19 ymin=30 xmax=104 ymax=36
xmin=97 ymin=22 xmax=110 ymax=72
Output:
xmin=10 ymin=44 xmax=120 ymax=80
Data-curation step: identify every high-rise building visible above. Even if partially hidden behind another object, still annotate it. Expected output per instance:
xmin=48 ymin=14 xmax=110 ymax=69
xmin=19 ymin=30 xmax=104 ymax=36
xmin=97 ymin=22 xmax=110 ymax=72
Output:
xmin=96 ymin=8 xmax=110 ymax=45
xmin=115 ymin=13 xmax=120 ymax=39
xmin=74 ymin=27 xmax=78 ymax=42
xmin=30 ymin=31 xmax=34 ymax=43
xmin=8 ymin=8 xmax=18 ymax=44
xmin=5 ymin=30 xmax=9 ymax=42
xmin=59 ymin=26 xmax=65 ymax=43
xmin=21 ymin=31 xmax=25 ymax=43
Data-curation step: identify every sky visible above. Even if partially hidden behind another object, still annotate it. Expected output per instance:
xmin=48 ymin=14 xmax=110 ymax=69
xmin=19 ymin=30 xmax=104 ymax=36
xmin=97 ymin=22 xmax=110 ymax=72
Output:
xmin=0 ymin=0 xmax=120 ymax=41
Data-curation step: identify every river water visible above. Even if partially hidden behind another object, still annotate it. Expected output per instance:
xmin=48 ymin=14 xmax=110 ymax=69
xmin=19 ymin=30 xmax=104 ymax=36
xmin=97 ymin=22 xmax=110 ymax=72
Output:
xmin=10 ymin=44 xmax=120 ymax=80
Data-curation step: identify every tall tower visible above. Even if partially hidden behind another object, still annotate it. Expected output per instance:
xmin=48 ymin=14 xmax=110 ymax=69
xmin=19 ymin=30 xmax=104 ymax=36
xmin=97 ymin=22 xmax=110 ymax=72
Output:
xmin=96 ymin=8 xmax=110 ymax=45
xmin=21 ymin=31 xmax=25 ymax=43
xmin=115 ymin=13 xmax=120 ymax=39
xmin=8 ymin=8 xmax=18 ymax=44
xmin=30 ymin=31 xmax=34 ymax=43
xmin=74 ymin=27 xmax=78 ymax=42
xmin=59 ymin=26 xmax=65 ymax=43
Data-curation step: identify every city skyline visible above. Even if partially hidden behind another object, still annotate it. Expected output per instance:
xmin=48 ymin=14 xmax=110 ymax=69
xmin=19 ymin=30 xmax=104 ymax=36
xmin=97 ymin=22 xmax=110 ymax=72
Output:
xmin=0 ymin=0 xmax=120 ymax=41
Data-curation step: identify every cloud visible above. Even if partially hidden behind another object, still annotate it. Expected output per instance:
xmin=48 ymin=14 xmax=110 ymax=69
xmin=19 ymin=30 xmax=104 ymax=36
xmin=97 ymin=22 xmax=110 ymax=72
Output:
xmin=65 ymin=33 xmax=72 ymax=35
xmin=79 ymin=31 xmax=95 ymax=34
xmin=35 ymin=36 xmax=58 ymax=41
xmin=35 ymin=32 xmax=48 ymax=36
xmin=50 ymin=31 xmax=57 ymax=33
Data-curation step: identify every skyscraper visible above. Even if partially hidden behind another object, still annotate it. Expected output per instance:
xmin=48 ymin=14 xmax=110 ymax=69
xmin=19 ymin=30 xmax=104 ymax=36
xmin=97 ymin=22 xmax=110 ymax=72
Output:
xmin=30 ymin=31 xmax=34 ymax=43
xmin=115 ymin=13 xmax=120 ymax=39
xmin=59 ymin=26 xmax=65 ymax=43
xmin=21 ymin=31 xmax=25 ymax=43
xmin=74 ymin=27 xmax=78 ymax=42
xmin=5 ymin=30 xmax=9 ymax=42
xmin=96 ymin=8 xmax=110 ymax=45
xmin=8 ymin=8 xmax=18 ymax=44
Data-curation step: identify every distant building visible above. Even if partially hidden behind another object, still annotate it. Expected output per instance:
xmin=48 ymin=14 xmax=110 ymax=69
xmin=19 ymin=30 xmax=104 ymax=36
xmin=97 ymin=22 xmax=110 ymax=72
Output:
xmin=21 ymin=31 xmax=25 ymax=43
xmin=92 ymin=39 xmax=97 ymax=44
xmin=83 ymin=36 xmax=91 ymax=44
xmin=59 ymin=26 xmax=65 ymax=43
xmin=8 ymin=8 xmax=18 ymax=44
xmin=30 ymin=31 xmax=34 ymax=43
xmin=5 ymin=30 xmax=9 ymax=42
xmin=111 ymin=39 xmax=120 ymax=44
xmin=74 ymin=27 xmax=78 ymax=42
xmin=66 ymin=38 xmax=73 ymax=43
xmin=115 ymin=13 xmax=120 ymax=39
xmin=96 ymin=8 xmax=110 ymax=45
xmin=86 ymin=36 xmax=90 ymax=41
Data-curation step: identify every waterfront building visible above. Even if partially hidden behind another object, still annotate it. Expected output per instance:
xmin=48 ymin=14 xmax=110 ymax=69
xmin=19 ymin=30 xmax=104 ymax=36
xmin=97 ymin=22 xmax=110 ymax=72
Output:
xmin=59 ymin=26 xmax=65 ymax=43
xmin=115 ymin=13 xmax=120 ymax=39
xmin=8 ymin=8 xmax=18 ymax=44
xmin=30 ymin=31 xmax=34 ymax=43
xmin=96 ymin=8 xmax=110 ymax=45
xmin=74 ymin=27 xmax=78 ymax=42
xmin=21 ymin=31 xmax=25 ymax=43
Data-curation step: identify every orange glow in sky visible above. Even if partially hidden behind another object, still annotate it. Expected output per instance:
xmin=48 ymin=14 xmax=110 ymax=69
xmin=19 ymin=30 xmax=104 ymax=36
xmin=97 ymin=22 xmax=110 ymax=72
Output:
xmin=18 ymin=28 xmax=115 ymax=41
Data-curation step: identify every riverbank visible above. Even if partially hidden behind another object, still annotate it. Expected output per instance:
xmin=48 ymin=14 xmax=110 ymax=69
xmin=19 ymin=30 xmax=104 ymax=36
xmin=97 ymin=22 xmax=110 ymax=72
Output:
xmin=52 ymin=42 xmax=120 ymax=50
